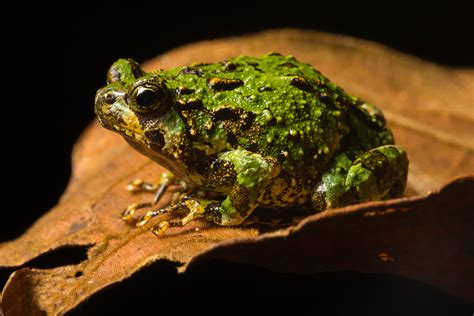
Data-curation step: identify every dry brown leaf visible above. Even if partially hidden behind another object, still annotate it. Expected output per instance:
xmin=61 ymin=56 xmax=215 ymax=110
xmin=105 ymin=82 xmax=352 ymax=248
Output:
xmin=1 ymin=29 xmax=473 ymax=315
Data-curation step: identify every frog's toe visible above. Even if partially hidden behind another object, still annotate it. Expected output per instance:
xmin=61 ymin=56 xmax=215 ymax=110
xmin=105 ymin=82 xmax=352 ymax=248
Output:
xmin=151 ymin=221 xmax=170 ymax=236
xmin=121 ymin=204 xmax=137 ymax=222
xmin=150 ymin=220 xmax=188 ymax=236
xmin=126 ymin=178 xmax=158 ymax=192
xmin=121 ymin=202 xmax=155 ymax=223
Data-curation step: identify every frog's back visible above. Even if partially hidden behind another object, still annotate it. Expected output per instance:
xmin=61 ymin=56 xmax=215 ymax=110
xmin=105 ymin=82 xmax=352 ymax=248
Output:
xmin=159 ymin=54 xmax=361 ymax=178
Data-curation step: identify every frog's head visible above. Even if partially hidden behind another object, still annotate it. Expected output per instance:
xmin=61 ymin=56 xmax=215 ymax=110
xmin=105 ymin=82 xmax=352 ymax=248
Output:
xmin=95 ymin=59 xmax=186 ymax=170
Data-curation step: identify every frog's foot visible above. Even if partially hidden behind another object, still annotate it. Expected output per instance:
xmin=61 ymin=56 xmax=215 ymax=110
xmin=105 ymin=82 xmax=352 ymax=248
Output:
xmin=121 ymin=171 xmax=179 ymax=223
xmin=126 ymin=178 xmax=158 ymax=193
xmin=311 ymin=145 xmax=408 ymax=211
xmin=135 ymin=198 xmax=210 ymax=236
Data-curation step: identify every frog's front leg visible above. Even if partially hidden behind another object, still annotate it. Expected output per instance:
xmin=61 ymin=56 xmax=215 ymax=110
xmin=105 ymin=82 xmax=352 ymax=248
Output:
xmin=312 ymin=145 xmax=408 ymax=211
xmin=138 ymin=149 xmax=281 ymax=236
xmin=121 ymin=171 xmax=177 ymax=222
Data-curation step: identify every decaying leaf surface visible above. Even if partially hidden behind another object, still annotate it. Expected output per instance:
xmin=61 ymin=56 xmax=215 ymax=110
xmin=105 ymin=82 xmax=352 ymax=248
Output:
xmin=0 ymin=29 xmax=473 ymax=315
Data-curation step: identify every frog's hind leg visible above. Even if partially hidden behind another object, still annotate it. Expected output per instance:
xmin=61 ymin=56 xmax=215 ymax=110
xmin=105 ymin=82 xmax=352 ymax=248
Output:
xmin=121 ymin=172 xmax=177 ymax=222
xmin=311 ymin=145 xmax=408 ymax=211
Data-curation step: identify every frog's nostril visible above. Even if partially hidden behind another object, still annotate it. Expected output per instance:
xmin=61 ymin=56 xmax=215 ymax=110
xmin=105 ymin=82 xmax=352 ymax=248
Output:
xmin=104 ymin=93 xmax=116 ymax=104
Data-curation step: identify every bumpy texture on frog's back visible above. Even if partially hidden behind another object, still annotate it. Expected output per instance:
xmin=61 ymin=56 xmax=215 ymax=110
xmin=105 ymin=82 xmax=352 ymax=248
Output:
xmin=155 ymin=54 xmax=361 ymax=178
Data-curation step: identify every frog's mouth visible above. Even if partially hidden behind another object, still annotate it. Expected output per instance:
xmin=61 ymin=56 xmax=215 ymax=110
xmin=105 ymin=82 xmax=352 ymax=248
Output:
xmin=109 ymin=124 xmax=166 ymax=154
xmin=110 ymin=124 xmax=146 ymax=143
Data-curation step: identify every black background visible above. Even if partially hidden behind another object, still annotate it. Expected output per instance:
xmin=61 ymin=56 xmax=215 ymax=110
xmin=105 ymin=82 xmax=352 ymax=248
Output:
xmin=3 ymin=2 xmax=473 ymax=315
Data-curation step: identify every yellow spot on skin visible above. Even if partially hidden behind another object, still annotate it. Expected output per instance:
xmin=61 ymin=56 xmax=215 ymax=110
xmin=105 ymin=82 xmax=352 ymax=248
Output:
xmin=281 ymin=188 xmax=297 ymax=203
xmin=101 ymin=104 xmax=111 ymax=114
xmin=270 ymin=178 xmax=286 ymax=197
xmin=204 ymin=121 xmax=213 ymax=130
xmin=107 ymin=104 xmax=146 ymax=143
xmin=207 ymin=78 xmax=221 ymax=86
xmin=122 ymin=108 xmax=144 ymax=135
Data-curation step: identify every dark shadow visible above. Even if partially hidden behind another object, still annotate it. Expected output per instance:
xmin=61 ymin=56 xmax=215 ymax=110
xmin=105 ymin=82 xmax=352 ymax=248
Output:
xmin=70 ymin=260 xmax=473 ymax=316
xmin=0 ymin=267 xmax=17 ymax=291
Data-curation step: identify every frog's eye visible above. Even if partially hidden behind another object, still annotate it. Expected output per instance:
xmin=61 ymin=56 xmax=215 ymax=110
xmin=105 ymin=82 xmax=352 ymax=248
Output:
xmin=136 ymin=87 xmax=158 ymax=109
xmin=130 ymin=82 xmax=167 ymax=113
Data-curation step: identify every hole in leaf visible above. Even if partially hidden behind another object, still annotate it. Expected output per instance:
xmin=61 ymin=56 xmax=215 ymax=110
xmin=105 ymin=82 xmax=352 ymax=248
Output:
xmin=25 ymin=245 xmax=92 ymax=269
xmin=74 ymin=271 xmax=83 ymax=278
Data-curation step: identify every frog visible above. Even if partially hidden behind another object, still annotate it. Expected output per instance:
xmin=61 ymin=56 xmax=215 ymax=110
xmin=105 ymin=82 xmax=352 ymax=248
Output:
xmin=94 ymin=53 xmax=408 ymax=236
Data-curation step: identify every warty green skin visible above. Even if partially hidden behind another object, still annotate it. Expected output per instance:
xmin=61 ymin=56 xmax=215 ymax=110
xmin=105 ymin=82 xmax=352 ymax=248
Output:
xmin=95 ymin=53 xmax=408 ymax=226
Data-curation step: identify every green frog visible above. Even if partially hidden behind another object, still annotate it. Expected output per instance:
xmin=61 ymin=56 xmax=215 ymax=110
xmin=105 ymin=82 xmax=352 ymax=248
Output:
xmin=94 ymin=53 xmax=408 ymax=236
